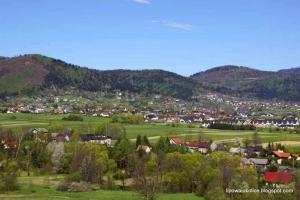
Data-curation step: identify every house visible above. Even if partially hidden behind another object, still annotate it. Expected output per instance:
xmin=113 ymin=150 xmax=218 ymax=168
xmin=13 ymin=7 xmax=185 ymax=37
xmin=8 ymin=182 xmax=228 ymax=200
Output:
xmin=51 ymin=133 xmax=70 ymax=143
xmin=272 ymin=150 xmax=291 ymax=164
xmin=214 ymin=143 xmax=229 ymax=152
xmin=201 ymin=119 xmax=220 ymax=128
xmin=246 ymin=144 xmax=263 ymax=156
xmin=292 ymin=153 xmax=300 ymax=161
xmin=28 ymin=128 xmax=49 ymax=142
xmin=278 ymin=166 xmax=293 ymax=172
xmin=242 ymin=158 xmax=268 ymax=166
xmin=170 ymin=137 xmax=183 ymax=145
xmin=100 ymin=113 xmax=110 ymax=117
xmin=264 ymin=172 xmax=294 ymax=185
xmin=145 ymin=113 xmax=158 ymax=121
xmin=229 ymin=147 xmax=245 ymax=155
xmin=80 ymin=134 xmax=112 ymax=146
xmin=242 ymin=158 xmax=268 ymax=173
xmin=30 ymin=128 xmax=48 ymax=135
xmin=0 ymin=139 xmax=17 ymax=150
xmin=136 ymin=145 xmax=152 ymax=154
xmin=185 ymin=141 xmax=214 ymax=154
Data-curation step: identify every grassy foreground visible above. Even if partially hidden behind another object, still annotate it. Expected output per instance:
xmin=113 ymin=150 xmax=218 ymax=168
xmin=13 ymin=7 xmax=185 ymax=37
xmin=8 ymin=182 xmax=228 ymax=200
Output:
xmin=0 ymin=175 xmax=204 ymax=200
xmin=0 ymin=185 xmax=204 ymax=200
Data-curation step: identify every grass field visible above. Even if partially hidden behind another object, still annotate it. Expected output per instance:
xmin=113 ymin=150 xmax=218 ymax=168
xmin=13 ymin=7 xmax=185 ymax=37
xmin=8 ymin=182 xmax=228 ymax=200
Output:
xmin=0 ymin=175 xmax=204 ymax=200
xmin=1 ymin=113 xmax=300 ymax=145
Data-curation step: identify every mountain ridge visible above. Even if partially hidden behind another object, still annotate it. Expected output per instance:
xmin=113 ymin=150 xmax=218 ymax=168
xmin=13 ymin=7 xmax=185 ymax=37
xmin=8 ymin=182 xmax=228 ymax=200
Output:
xmin=1 ymin=54 xmax=300 ymax=101
xmin=0 ymin=54 xmax=203 ymax=99
xmin=191 ymin=65 xmax=300 ymax=101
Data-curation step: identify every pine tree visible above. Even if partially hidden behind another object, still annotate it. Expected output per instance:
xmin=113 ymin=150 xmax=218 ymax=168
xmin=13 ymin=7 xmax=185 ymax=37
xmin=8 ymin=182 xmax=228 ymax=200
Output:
xmin=143 ymin=135 xmax=151 ymax=147
xmin=136 ymin=135 xmax=142 ymax=148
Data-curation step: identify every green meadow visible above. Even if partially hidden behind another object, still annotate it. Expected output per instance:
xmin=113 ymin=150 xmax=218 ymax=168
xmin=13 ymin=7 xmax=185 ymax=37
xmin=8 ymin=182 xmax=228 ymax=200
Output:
xmin=1 ymin=113 xmax=300 ymax=144
xmin=0 ymin=175 xmax=204 ymax=200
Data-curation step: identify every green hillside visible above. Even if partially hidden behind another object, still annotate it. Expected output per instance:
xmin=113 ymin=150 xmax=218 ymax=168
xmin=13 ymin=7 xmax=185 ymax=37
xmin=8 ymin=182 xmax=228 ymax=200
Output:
xmin=191 ymin=65 xmax=300 ymax=101
xmin=0 ymin=54 xmax=203 ymax=99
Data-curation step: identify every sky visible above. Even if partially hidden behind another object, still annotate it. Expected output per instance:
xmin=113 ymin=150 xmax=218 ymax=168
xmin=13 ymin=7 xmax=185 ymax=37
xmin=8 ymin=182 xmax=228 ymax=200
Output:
xmin=1 ymin=0 xmax=300 ymax=76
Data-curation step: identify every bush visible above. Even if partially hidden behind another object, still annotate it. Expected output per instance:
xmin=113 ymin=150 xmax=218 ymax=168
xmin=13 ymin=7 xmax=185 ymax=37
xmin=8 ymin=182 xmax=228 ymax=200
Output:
xmin=57 ymin=181 xmax=95 ymax=192
xmin=62 ymin=114 xmax=83 ymax=121
xmin=9 ymin=115 xmax=17 ymax=120
xmin=111 ymin=114 xmax=144 ymax=124
xmin=68 ymin=182 xmax=93 ymax=192
xmin=208 ymin=123 xmax=256 ymax=130
xmin=0 ymin=160 xmax=19 ymax=191
xmin=57 ymin=182 xmax=70 ymax=192
xmin=171 ymin=123 xmax=180 ymax=127
xmin=187 ymin=124 xmax=196 ymax=128
xmin=66 ymin=172 xmax=82 ymax=183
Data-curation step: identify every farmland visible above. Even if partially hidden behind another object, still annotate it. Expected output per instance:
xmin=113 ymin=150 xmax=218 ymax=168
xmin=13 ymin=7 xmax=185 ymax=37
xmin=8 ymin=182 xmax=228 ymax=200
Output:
xmin=1 ymin=113 xmax=300 ymax=144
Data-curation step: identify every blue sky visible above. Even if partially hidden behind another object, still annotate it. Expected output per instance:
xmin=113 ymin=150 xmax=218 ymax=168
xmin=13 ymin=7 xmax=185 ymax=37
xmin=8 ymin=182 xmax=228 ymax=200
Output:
xmin=1 ymin=0 xmax=300 ymax=76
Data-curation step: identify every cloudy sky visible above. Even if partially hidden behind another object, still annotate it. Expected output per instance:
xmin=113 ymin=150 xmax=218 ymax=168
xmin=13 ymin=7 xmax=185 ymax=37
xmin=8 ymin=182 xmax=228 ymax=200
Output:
xmin=1 ymin=0 xmax=300 ymax=75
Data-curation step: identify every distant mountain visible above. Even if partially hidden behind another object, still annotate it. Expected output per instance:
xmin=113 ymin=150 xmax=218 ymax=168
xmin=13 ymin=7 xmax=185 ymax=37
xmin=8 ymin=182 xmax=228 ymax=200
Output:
xmin=0 ymin=54 xmax=202 ymax=99
xmin=1 ymin=55 xmax=300 ymax=101
xmin=191 ymin=65 xmax=300 ymax=101
xmin=278 ymin=67 xmax=300 ymax=74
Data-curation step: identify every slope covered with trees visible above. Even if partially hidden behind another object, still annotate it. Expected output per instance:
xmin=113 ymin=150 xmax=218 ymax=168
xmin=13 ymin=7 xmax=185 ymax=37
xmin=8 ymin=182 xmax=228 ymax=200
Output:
xmin=0 ymin=54 xmax=203 ymax=99
xmin=191 ymin=65 xmax=300 ymax=101
xmin=1 ymin=54 xmax=300 ymax=101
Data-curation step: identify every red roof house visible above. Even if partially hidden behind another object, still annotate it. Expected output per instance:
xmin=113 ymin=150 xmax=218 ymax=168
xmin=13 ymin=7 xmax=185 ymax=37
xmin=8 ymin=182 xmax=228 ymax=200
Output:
xmin=273 ymin=151 xmax=291 ymax=159
xmin=185 ymin=141 xmax=211 ymax=154
xmin=170 ymin=137 xmax=183 ymax=145
xmin=186 ymin=141 xmax=210 ymax=148
xmin=264 ymin=172 xmax=294 ymax=185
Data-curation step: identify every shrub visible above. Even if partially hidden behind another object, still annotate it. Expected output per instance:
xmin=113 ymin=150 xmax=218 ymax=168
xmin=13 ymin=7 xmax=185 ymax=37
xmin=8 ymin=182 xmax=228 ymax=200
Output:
xmin=57 ymin=181 xmax=94 ymax=192
xmin=62 ymin=114 xmax=83 ymax=121
xmin=111 ymin=114 xmax=144 ymax=124
xmin=0 ymin=160 xmax=19 ymax=191
xmin=57 ymin=182 xmax=70 ymax=192
xmin=66 ymin=172 xmax=82 ymax=183
xmin=67 ymin=182 xmax=92 ymax=192
xmin=187 ymin=123 xmax=196 ymax=128
xmin=208 ymin=123 xmax=256 ymax=130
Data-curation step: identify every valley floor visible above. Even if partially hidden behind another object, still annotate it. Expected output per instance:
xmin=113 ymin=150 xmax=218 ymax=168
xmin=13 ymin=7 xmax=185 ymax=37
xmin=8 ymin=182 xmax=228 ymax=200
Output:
xmin=0 ymin=175 xmax=204 ymax=200
xmin=1 ymin=113 xmax=300 ymax=144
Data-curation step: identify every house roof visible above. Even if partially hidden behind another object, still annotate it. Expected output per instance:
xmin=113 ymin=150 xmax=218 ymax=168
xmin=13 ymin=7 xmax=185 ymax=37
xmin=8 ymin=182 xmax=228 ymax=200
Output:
xmin=229 ymin=147 xmax=245 ymax=154
xmin=249 ymin=158 xmax=268 ymax=165
xmin=241 ymin=158 xmax=268 ymax=165
xmin=186 ymin=141 xmax=210 ymax=148
xmin=278 ymin=166 xmax=293 ymax=172
xmin=241 ymin=158 xmax=251 ymax=165
xmin=170 ymin=137 xmax=183 ymax=145
xmin=264 ymin=172 xmax=294 ymax=184
xmin=273 ymin=151 xmax=291 ymax=158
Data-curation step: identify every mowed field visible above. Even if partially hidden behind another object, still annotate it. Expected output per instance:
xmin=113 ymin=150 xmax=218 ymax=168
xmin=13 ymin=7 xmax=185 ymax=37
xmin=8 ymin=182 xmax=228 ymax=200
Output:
xmin=0 ymin=175 xmax=204 ymax=200
xmin=1 ymin=113 xmax=300 ymax=144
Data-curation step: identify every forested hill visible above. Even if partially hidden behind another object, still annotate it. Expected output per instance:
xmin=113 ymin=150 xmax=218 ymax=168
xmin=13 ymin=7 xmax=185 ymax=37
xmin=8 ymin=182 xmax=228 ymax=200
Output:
xmin=191 ymin=65 xmax=300 ymax=101
xmin=0 ymin=54 xmax=202 ymax=99
xmin=278 ymin=67 xmax=300 ymax=74
xmin=1 ymin=55 xmax=300 ymax=101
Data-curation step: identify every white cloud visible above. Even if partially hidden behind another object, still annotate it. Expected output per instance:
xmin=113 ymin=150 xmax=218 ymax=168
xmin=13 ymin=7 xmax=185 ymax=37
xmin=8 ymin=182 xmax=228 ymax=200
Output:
xmin=164 ymin=22 xmax=195 ymax=31
xmin=133 ymin=0 xmax=150 ymax=4
xmin=147 ymin=20 xmax=196 ymax=31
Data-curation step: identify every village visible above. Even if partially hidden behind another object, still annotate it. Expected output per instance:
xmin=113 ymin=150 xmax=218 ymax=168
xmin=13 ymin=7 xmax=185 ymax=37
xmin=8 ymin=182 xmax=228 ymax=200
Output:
xmin=1 ymin=112 xmax=299 ymax=191
xmin=3 ymin=93 xmax=300 ymax=129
